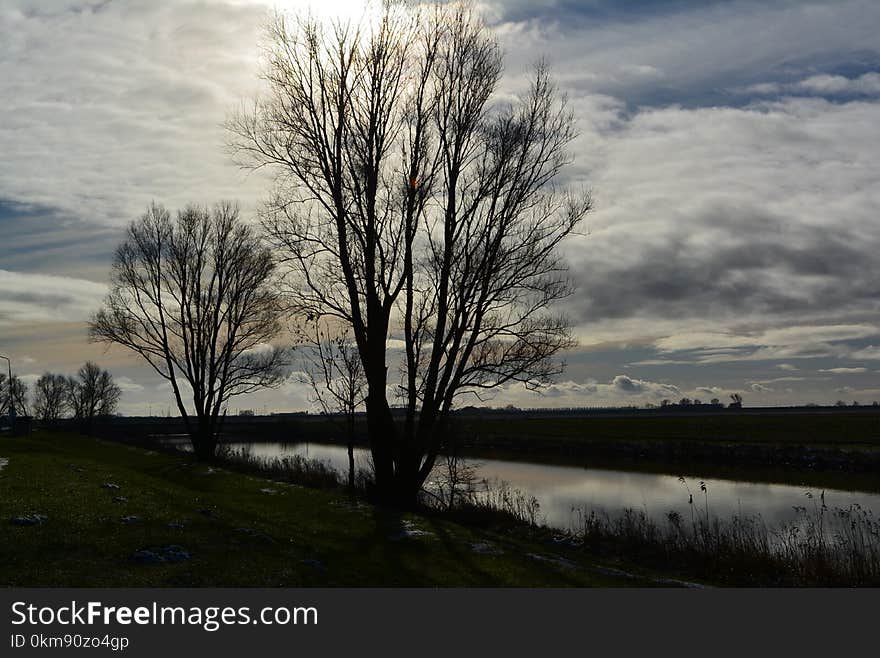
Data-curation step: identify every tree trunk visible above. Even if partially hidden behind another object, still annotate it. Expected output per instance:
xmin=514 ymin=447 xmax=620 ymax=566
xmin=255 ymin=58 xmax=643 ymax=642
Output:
xmin=391 ymin=469 xmax=423 ymax=510
xmin=191 ymin=418 xmax=218 ymax=461
xmin=366 ymin=392 xmax=397 ymax=504
xmin=367 ymin=401 xmax=440 ymax=509
xmin=346 ymin=415 xmax=356 ymax=494
xmin=347 ymin=443 xmax=356 ymax=493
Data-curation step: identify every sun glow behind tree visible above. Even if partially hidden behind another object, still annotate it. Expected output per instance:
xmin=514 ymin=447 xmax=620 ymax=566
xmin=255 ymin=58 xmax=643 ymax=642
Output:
xmin=271 ymin=0 xmax=374 ymax=24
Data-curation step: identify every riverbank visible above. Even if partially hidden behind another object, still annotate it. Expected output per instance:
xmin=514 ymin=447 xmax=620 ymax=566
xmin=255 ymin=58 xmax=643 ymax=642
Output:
xmin=78 ymin=410 xmax=880 ymax=493
xmin=455 ymin=410 xmax=880 ymax=475
xmin=210 ymin=441 xmax=880 ymax=586
xmin=0 ymin=432 xmax=667 ymax=587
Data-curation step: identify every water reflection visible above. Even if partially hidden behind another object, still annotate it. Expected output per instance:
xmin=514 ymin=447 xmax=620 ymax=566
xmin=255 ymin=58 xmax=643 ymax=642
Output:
xmin=225 ymin=441 xmax=880 ymax=531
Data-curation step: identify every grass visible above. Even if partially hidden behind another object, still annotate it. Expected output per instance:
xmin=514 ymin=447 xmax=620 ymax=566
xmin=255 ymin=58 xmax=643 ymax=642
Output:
xmin=0 ymin=431 xmax=659 ymax=587
xmin=215 ymin=443 xmax=344 ymax=490
xmin=447 ymin=475 xmax=880 ymax=586
xmin=422 ymin=469 xmax=880 ymax=586
xmin=570 ymin=501 xmax=880 ymax=587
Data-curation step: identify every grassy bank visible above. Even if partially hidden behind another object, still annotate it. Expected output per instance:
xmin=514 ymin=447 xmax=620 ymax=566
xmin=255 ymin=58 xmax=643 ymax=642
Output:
xmin=198 ymin=443 xmax=880 ymax=586
xmin=0 ymin=432 xmax=663 ymax=587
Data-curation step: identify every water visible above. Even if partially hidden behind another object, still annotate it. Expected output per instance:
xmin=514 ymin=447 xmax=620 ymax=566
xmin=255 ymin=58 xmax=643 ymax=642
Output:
xmin=226 ymin=441 xmax=880 ymax=531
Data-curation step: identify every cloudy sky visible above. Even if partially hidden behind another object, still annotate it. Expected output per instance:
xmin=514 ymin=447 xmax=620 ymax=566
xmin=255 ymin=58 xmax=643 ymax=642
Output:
xmin=1 ymin=0 xmax=879 ymax=414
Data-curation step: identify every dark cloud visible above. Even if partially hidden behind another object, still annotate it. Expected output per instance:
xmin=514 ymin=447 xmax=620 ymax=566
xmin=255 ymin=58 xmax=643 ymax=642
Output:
xmin=489 ymin=0 xmax=880 ymax=110
xmin=571 ymin=216 xmax=880 ymax=322
xmin=487 ymin=0 xmax=774 ymax=28
xmin=0 ymin=200 xmax=120 ymax=280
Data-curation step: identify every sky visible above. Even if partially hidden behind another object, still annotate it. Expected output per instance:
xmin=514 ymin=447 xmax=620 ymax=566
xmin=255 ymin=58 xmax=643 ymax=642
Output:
xmin=1 ymin=0 xmax=879 ymax=414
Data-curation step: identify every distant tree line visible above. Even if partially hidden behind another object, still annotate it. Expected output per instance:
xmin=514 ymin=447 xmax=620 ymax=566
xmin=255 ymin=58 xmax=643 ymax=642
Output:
xmin=2 ymin=362 xmax=122 ymax=433
xmin=660 ymin=394 xmax=743 ymax=409
xmin=0 ymin=372 xmax=29 ymax=417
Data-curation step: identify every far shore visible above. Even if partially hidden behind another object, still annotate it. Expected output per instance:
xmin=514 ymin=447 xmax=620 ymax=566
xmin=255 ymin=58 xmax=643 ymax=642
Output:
xmin=32 ymin=406 xmax=880 ymax=494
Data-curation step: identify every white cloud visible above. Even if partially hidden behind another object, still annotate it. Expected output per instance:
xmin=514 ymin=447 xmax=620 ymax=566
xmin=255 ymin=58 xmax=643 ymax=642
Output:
xmin=749 ymin=377 xmax=810 ymax=385
xmin=819 ymin=367 xmax=868 ymax=374
xmin=18 ymin=373 xmax=41 ymax=388
xmin=482 ymin=375 xmax=683 ymax=408
xmin=490 ymin=0 xmax=880 ymax=102
xmin=738 ymin=72 xmax=880 ymax=98
xmin=0 ymin=0 xmax=271 ymax=226
xmin=851 ymin=346 xmax=880 ymax=360
xmin=795 ymin=73 xmax=880 ymax=96
xmin=647 ymin=325 xmax=880 ymax=365
xmin=0 ymin=269 xmax=106 ymax=326
xmin=115 ymin=376 xmax=145 ymax=393
xmin=607 ymin=374 xmax=680 ymax=399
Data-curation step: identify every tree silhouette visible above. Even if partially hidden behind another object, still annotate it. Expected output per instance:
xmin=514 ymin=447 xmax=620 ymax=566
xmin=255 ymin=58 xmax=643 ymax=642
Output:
xmin=0 ymin=373 xmax=29 ymax=418
xmin=228 ymin=2 xmax=589 ymax=504
xmin=90 ymin=202 xmax=288 ymax=459
xmin=67 ymin=362 xmax=121 ymax=433
xmin=32 ymin=373 xmax=70 ymax=422
xmin=297 ymin=319 xmax=366 ymax=492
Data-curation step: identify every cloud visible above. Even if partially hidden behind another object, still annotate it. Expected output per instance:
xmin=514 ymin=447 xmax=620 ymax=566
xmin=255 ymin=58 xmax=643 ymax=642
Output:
xmin=643 ymin=324 xmax=880 ymax=365
xmin=626 ymin=358 xmax=695 ymax=367
xmin=485 ymin=374 xmax=760 ymax=408
xmin=609 ymin=374 xmax=679 ymax=398
xmin=18 ymin=373 xmax=41 ymax=388
xmin=794 ymin=72 xmax=880 ymax=96
xmin=740 ymin=82 xmax=783 ymax=95
xmin=0 ymin=0 xmax=271 ymax=226
xmin=0 ymin=200 xmax=122 ymax=280
xmin=819 ymin=367 xmax=868 ymax=374
xmin=850 ymin=346 xmax=880 ymax=360
xmin=749 ymin=377 xmax=810 ymax=385
xmin=654 ymin=325 xmax=880 ymax=353
xmin=0 ymin=270 xmax=106 ymax=326
xmin=115 ymin=376 xmax=145 ymax=393
xmin=1 ymin=0 xmax=879 ymax=410
xmin=487 ymin=0 xmax=880 ymax=105
xmin=565 ymin=96 xmax=880 ymax=340
xmin=483 ymin=3 xmax=880 ymax=364
xmin=494 ymin=374 xmax=685 ymax=407
xmin=738 ymin=72 xmax=880 ymax=98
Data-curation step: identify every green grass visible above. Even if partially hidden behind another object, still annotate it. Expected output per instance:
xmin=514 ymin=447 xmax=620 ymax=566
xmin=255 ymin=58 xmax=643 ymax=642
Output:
xmin=0 ymin=432 xmax=657 ymax=587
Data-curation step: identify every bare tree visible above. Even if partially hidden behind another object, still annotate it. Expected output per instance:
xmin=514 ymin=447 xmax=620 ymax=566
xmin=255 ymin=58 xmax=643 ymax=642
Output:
xmin=90 ymin=202 xmax=289 ymax=459
xmin=67 ymin=362 xmax=121 ymax=433
xmin=0 ymin=373 xmax=29 ymax=418
xmin=297 ymin=320 xmax=367 ymax=492
xmin=32 ymin=373 xmax=71 ymax=422
xmin=430 ymin=419 xmax=479 ymax=511
xmin=229 ymin=2 xmax=590 ymax=504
